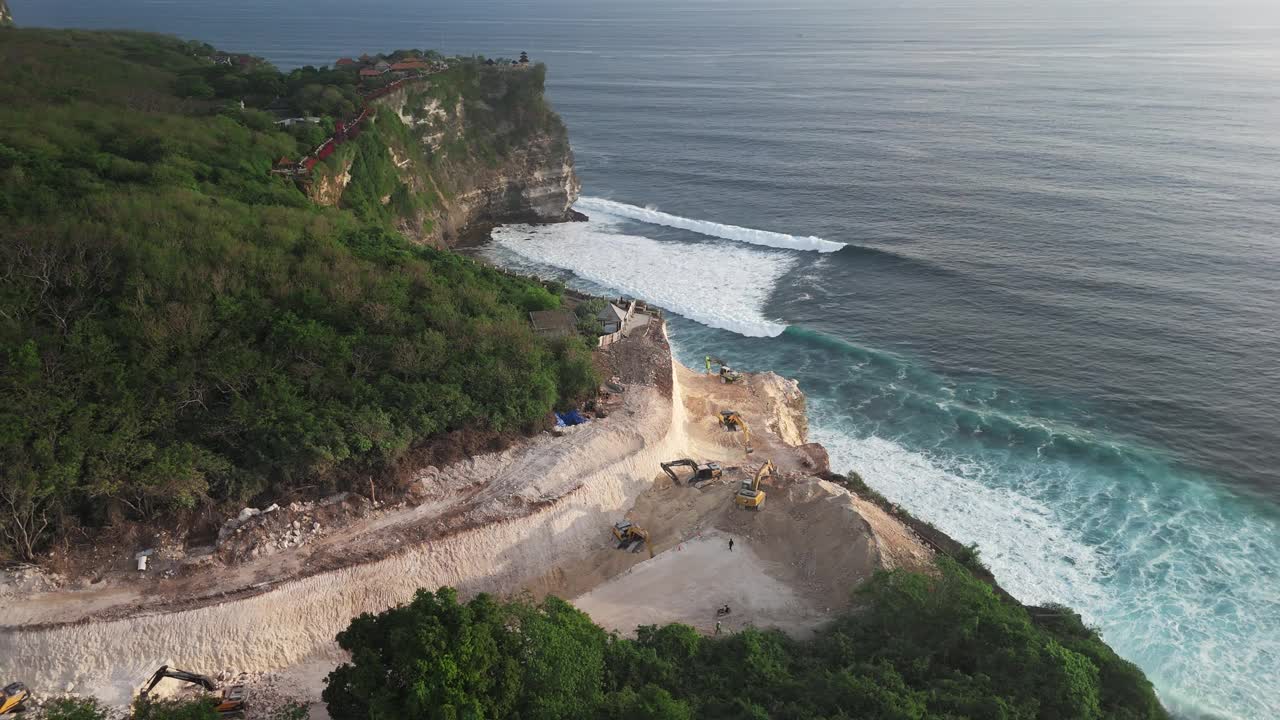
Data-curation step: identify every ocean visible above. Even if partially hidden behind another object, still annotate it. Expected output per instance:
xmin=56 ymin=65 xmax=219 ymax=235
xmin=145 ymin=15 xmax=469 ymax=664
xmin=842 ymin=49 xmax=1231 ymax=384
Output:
xmin=14 ymin=1 xmax=1280 ymax=717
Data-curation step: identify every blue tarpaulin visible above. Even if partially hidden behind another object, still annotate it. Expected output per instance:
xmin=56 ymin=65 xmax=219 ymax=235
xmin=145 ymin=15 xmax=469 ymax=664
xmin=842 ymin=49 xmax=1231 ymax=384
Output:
xmin=556 ymin=409 xmax=588 ymax=426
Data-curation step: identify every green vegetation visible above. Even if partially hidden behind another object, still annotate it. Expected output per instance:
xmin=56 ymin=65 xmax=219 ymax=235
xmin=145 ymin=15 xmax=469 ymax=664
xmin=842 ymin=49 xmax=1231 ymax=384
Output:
xmin=32 ymin=562 xmax=1165 ymax=719
xmin=325 ymin=561 xmax=1166 ymax=720
xmin=0 ymin=30 xmax=595 ymax=560
xmin=41 ymin=698 xmax=115 ymax=720
xmin=423 ymin=61 xmax=562 ymax=169
xmin=131 ymin=698 xmax=219 ymax=720
xmin=47 ymin=696 xmax=307 ymax=720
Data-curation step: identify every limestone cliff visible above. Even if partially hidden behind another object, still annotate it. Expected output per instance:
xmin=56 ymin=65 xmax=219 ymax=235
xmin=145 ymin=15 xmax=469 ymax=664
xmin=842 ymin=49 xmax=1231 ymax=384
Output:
xmin=308 ymin=62 xmax=579 ymax=246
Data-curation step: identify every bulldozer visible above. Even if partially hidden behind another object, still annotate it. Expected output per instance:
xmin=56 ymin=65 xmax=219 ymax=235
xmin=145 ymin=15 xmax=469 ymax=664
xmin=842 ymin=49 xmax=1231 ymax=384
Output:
xmin=718 ymin=410 xmax=754 ymax=454
xmin=661 ymin=458 xmax=722 ymax=488
xmin=611 ymin=521 xmax=652 ymax=556
xmin=735 ymin=459 xmax=774 ymax=510
xmin=139 ymin=666 xmax=247 ymax=718
xmin=0 ymin=683 xmax=29 ymax=716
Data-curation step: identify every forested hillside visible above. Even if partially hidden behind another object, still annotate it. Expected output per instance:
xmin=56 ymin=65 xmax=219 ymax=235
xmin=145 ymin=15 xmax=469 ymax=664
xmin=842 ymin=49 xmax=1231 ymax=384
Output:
xmin=0 ymin=30 xmax=595 ymax=560
xmin=320 ymin=561 xmax=1167 ymax=720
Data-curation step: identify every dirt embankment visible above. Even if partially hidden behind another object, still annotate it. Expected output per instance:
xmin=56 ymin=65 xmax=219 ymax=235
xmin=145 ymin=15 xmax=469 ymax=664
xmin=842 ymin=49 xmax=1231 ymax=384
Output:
xmin=0 ymin=324 xmax=935 ymax=715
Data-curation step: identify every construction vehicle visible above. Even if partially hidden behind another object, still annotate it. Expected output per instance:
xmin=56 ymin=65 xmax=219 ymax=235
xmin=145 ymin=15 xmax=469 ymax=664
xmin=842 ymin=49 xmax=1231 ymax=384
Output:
xmin=708 ymin=356 xmax=742 ymax=383
xmin=719 ymin=410 xmax=754 ymax=454
xmin=611 ymin=521 xmax=653 ymax=557
xmin=735 ymin=460 xmax=774 ymax=510
xmin=139 ymin=666 xmax=247 ymax=718
xmin=661 ymin=459 xmax=723 ymax=488
xmin=0 ymin=683 xmax=29 ymax=716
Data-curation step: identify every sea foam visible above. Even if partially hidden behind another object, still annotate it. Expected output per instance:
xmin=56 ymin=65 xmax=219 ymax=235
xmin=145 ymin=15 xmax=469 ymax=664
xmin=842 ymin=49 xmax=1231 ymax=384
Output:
xmin=489 ymin=217 xmax=794 ymax=337
xmin=575 ymin=196 xmax=846 ymax=253
xmin=809 ymin=419 xmax=1280 ymax=720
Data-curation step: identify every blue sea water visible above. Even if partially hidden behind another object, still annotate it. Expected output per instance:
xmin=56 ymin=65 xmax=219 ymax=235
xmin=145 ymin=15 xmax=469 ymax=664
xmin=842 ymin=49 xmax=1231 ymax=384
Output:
xmin=13 ymin=1 xmax=1280 ymax=717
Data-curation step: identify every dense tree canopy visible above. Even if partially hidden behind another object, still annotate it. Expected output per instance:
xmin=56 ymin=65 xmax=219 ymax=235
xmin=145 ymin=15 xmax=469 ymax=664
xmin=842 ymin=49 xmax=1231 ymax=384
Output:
xmin=0 ymin=30 xmax=596 ymax=559
xmin=324 ymin=562 xmax=1167 ymax=720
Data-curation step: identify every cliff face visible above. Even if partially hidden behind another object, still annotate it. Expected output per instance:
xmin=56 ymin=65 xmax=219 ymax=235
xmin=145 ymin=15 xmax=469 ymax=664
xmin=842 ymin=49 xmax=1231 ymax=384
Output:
xmin=309 ymin=63 xmax=579 ymax=246
xmin=1 ymin=0 xmax=14 ymax=27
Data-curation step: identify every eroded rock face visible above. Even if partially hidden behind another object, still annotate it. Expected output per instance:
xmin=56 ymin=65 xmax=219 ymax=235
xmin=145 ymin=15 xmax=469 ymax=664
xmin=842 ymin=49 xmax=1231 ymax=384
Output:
xmin=0 ymin=1 xmax=13 ymax=27
xmin=751 ymin=372 xmax=809 ymax=446
xmin=307 ymin=155 xmax=354 ymax=208
xmin=309 ymin=69 xmax=580 ymax=245
xmin=445 ymin=133 xmax=580 ymax=228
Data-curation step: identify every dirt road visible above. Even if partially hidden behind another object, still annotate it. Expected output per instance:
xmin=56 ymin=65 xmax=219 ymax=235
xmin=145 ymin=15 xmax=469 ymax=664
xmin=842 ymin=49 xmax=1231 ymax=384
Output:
xmin=0 ymin=329 xmax=931 ymax=715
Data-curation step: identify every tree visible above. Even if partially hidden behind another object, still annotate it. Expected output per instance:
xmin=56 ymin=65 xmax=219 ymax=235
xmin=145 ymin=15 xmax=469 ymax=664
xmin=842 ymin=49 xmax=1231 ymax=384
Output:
xmin=174 ymin=74 xmax=215 ymax=99
xmin=324 ymin=588 xmax=524 ymax=720
xmin=596 ymin=685 xmax=691 ymax=720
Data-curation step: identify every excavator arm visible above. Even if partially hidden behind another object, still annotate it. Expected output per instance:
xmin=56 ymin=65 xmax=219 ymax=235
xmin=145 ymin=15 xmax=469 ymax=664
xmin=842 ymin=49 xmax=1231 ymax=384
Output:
xmin=139 ymin=667 xmax=246 ymax=718
xmin=142 ymin=666 xmax=218 ymax=697
xmin=735 ymin=459 xmax=773 ymax=510
xmin=751 ymin=460 xmax=775 ymax=492
xmin=719 ymin=411 xmax=754 ymax=454
xmin=661 ymin=459 xmax=698 ymax=484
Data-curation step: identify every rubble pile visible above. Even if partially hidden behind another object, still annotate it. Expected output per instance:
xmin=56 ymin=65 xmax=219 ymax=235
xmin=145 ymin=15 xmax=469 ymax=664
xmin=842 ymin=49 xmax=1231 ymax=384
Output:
xmin=213 ymin=494 xmax=361 ymax=563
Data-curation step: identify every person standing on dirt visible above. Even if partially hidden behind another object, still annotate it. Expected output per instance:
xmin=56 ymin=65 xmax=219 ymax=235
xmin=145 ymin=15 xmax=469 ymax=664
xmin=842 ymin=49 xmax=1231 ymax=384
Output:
xmin=715 ymin=620 xmax=722 ymax=635
xmin=706 ymin=355 xmax=712 ymax=375
xmin=729 ymin=538 xmax=734 ymax=552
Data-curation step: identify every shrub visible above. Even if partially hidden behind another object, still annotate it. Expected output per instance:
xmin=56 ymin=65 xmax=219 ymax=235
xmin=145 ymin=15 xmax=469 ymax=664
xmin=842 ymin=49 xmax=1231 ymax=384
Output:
xmin=131 ymin=698 xmax=219 ymax=720
xmin=42 ymin=698 xmax=109 ymax=720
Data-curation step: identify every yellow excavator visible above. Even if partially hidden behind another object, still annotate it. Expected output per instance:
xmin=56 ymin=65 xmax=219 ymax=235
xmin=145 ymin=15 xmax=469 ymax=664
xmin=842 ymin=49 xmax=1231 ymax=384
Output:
xmin=611 ymin=521 xmax=654 ymax=558
xmin=661 ymin=458 xmax=723 ymax=488
xmin=719 ymin=410 xmax=754 ymax=454
xmin=0 ymin=683 xmax=29 ymax=716
xmin=735 ymin=459 xmax=774 ymax=510
xmin=139 ymin=666 xmax=247 ymax=718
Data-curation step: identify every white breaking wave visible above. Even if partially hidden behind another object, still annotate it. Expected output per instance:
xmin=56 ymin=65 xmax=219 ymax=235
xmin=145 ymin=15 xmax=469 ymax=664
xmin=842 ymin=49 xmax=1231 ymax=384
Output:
xmin=575 ymin=196 xmax=846 ymax=253
xmin=811 ymin=427 xmax=1111 ymax=610
xmin=489 ymin=218 xmax=794 ymax=337
xmin=811 ymin=421 xmax=1280 ymax=720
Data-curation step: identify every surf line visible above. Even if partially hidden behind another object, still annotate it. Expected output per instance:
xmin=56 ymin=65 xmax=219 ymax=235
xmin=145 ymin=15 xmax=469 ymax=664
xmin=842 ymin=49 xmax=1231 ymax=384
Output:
xmin=575 ymin=197 xmax=845 ymax=253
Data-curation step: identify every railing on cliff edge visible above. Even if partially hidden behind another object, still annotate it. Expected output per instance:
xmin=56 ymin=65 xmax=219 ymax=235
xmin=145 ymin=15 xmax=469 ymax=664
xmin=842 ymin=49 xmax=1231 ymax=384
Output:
xmin=271 ymin=73 xmax=437 ymax=179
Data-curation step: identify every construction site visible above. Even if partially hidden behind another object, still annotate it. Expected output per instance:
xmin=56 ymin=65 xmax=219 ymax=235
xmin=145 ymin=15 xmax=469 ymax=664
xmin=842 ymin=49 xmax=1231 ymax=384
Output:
xmin=0 ymin=318 xmax=934 ymax=718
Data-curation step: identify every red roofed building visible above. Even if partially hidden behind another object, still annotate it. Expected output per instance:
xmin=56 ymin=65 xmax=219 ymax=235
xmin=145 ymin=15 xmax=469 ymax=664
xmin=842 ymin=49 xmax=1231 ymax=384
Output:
xmin=360 ymin=67 xmax=385 ymax=78
xmin=390 ymin=60 xmax=429 ymax=72
xmin=336 ymin=57 xmax=357 ymax=67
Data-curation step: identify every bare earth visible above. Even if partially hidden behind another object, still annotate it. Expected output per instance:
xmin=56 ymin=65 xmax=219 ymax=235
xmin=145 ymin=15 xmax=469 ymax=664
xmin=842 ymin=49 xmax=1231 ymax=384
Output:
xmin=0 ymin=324 xmax=931 ymax=717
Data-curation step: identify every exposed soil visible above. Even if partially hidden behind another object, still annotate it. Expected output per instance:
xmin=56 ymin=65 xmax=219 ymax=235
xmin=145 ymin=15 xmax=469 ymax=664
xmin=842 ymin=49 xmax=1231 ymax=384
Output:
xmin=0 ymin=319 xmax=933 ymax=719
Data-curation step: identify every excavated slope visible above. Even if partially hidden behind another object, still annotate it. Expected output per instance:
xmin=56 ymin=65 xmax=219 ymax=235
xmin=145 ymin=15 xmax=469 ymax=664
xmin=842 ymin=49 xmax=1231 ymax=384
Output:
xmin=0 ymin=372 xmax=687 ymax=705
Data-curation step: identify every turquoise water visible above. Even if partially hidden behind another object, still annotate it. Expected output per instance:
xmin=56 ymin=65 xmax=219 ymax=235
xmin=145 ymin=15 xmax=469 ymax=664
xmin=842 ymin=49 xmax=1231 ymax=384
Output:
xmin=18 ymin=0 xmax=1280 ymax=716
xmin=482 ymin=218 xmax=1280 ymax=720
